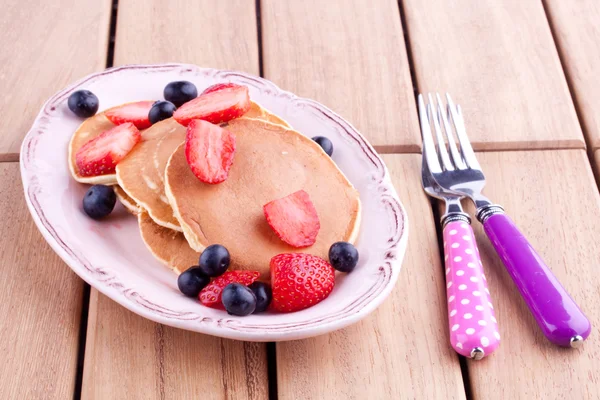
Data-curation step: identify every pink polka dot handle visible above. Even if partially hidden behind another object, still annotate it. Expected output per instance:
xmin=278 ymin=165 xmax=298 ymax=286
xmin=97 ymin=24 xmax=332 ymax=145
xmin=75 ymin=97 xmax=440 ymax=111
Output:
xmin=444 ymin=220 xmax=500 ymax=359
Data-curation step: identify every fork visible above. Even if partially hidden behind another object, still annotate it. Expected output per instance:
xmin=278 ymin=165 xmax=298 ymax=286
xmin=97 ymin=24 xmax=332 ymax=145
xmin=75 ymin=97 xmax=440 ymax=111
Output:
xmin=422 ymin=152 xmax=500 ymax=360
xmin=419 ymin=93 xmax=591 ymax=348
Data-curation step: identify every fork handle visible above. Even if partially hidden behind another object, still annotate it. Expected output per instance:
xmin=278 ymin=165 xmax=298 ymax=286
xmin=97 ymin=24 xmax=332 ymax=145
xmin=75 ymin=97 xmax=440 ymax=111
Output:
xmin=443 ymin=220 xmax=500 ymax=359
xmin=482 ymin=212 xmax=591 ymax=347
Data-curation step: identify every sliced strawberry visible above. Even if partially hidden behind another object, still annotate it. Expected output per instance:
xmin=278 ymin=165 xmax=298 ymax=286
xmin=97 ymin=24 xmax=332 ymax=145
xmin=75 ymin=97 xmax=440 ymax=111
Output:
xmin=173 ymin=85 xmax=250 ymax=126
xmin=270 ymin=253 xmax=335 ymax=312
xmin=263 ymin=190 xmax=320 ymax=247
xmin=199 ymin=270 xmax=260 ymax=308
xmin=185 ymin=119 xmax=236 ymax=184
xmin=104 ymin=101 xmax=154 ymax=129
xmin=75 ymin=122 xmax=141 ymax=177
xmin=201 ymin=82 xmax=239 ymax=95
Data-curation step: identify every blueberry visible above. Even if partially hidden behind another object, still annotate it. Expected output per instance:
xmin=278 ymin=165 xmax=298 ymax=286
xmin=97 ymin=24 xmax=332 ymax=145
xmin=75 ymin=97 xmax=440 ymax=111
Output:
xmin=248 ymin=282 xmax=272 ymax=313
xmin=82 ymin=185 xmax=116 ymax=219
xmin=164 ymin=81 xmax=198 ymax=107
xmin=148 ymin=100 xmax=176 ymax=124
xmin=311 ymin=136 xmax=333 ymax=156
xmin=222 ymin=283 xmax=257 ymax=316
xmin=329 ymin=242 xmax=359 ymax=273
xmin=68 ymin=90 xmax=99 ymax=118
xmin=177 ymin=267 xmax=210 ymax=297
xmin=198 ymin=244 xmax=230 ymax=277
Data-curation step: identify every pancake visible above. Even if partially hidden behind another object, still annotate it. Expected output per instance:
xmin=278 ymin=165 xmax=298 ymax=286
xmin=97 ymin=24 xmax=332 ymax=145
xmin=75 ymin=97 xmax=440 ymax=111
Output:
xmin=165 ymin=118 xmax=361 ymax=279
xmin=264 ymin=113 xmax=289 ymax=127
xmin=247 ymin=101 xmax=291 ymax=127
xmin=114 ymin=185 xmax=141 ymax=214
xmin=116 ymin=101 xmax=290 ymax=231
xmin=68 ymin=112 xmax=118 ymax=184
xmin=116 ymin=118 xmax=186 ymax=231
xmin=138 ymin=211 xmax=199 ymax=275
xmin=246 ymin=101 xmax=264 ymax=119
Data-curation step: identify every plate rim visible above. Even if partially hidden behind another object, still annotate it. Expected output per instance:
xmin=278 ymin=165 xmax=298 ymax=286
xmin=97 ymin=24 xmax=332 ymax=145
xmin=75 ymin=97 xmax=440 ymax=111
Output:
xmin=20 ymin=63 xmax=409 ymax=341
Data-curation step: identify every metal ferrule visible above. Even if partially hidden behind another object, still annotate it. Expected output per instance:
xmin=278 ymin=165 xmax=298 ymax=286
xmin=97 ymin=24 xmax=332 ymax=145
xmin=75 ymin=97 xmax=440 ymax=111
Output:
xmin=476 ymin=204 xmax=505 ymax=224
xmin=441 ymin=212 xmax=471 ymax=228
xmin=470 ymin=347 xmax=485 ymax=360
xmin=570 ymin=335 xmax=584 ymax=348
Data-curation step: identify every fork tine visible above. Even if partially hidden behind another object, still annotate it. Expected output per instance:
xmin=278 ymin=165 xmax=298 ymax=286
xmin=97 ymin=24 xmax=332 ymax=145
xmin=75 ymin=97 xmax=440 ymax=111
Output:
xmin=446 ymin=93 xmax=481 ymax=170
xmin=428 ymin=94 xmax=454 ymax=171
xmin=436 ymin=93 xmax=466 ymax=170
xmin=418 ymin=94 xmax=442 ymax=173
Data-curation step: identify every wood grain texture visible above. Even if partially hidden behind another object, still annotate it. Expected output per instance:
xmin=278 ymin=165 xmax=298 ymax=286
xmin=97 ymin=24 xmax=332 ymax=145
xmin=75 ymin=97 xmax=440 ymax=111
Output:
xmin=544 ymin=0 xmax=600 ymax=149
xmin=114 ymin=0 xmax=259 ymax=73
xmin=276 ymin=154 xmax=466 ymax=400
xmin=261 ymin=0 xmax=420 ymax=152
xmin=402 ymin=0 xmax=584 ymax=150
xmin=463 ymin=150 xmax=600 ymax=399
xmin=81 ymin=2 xmax=268 ymax=398
xmin=0 ymin=164 xmax=84 ymax=398
xmin=0 ymin=0 xmax=112 ymax=154
xmin=82 ymin=291 xmax=268 ymax=399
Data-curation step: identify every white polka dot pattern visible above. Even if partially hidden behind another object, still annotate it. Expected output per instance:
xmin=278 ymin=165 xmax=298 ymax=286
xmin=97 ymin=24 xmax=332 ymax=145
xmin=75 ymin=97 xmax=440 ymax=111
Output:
xmin=443 ymin=221 xmax=500 ymax=359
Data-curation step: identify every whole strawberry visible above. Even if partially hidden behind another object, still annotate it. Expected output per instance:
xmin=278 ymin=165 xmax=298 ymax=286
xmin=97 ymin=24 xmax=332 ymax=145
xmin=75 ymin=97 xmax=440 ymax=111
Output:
xmin=270 ymin=253 xmax=335 ymax=312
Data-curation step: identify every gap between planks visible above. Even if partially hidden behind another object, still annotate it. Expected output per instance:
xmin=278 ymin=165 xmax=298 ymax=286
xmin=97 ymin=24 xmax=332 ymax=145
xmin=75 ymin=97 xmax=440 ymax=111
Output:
xmin=255 ymin=2 xmax=279 ymax=399
xmin=396 ymin=0 xmax=473 ymax=396
xmin=73 ymin=284 xmax=91 ymax=400
xmin=72 ymin=0 xmax=120 ymax=399
xmin=0 ymin=153 xmax=19 ymax=162
xmin=0 ymin=140 xmax=589 ymax=165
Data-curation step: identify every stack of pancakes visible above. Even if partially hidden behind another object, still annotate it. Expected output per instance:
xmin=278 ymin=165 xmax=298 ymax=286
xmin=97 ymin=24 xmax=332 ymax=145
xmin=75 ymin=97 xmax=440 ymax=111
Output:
xmin=69 ymin=101 xmax=361 ymax=279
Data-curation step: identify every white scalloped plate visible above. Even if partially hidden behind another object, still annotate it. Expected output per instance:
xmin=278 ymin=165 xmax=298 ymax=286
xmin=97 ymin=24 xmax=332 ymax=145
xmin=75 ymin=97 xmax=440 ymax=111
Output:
xmin=20 ymin=64 xmax=408 ymax=341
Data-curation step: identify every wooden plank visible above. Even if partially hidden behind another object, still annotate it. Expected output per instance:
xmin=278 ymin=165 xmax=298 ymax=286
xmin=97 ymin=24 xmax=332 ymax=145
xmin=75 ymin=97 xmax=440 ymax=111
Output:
xmin=82 ymin=1 xmax=268 ymax=398
xmin=402 ymin=0 xmax=584 ymax=151
xmin=0 ymin=163 xmax=84 ymax=398
xmin=544 ymin=0 xmax=600 ymax=149
xmin=114 ymin=0 xmax=259 ymax=72
xmin=0 ymin=0 xmax=112 ymax=154
xmin=261 ymin=0 xmax=421 ymax=152
xmin=82 ymin=291 xmax=268 ymax=399
xmin=276 ymin=154 xmax=466 ymax=399
xmin=463 ymin=150 xmax=600 ymax=399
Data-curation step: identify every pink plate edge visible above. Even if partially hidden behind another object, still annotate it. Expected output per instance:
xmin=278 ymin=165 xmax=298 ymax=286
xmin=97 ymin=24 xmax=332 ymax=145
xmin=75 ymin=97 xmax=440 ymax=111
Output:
xmin=19 ymin=63 xmax=409 ymax=342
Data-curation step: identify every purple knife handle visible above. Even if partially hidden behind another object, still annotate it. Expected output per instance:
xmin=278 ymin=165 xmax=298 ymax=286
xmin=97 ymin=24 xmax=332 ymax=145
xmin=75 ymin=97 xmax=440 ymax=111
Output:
xmin=482 ymin=212 xmax=591 ymax=347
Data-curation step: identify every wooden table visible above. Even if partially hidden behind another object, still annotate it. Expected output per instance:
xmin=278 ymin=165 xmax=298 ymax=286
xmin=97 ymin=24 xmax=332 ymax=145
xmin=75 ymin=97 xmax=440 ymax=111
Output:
xmin=2 ymin=1 xmax=599 ymax=398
